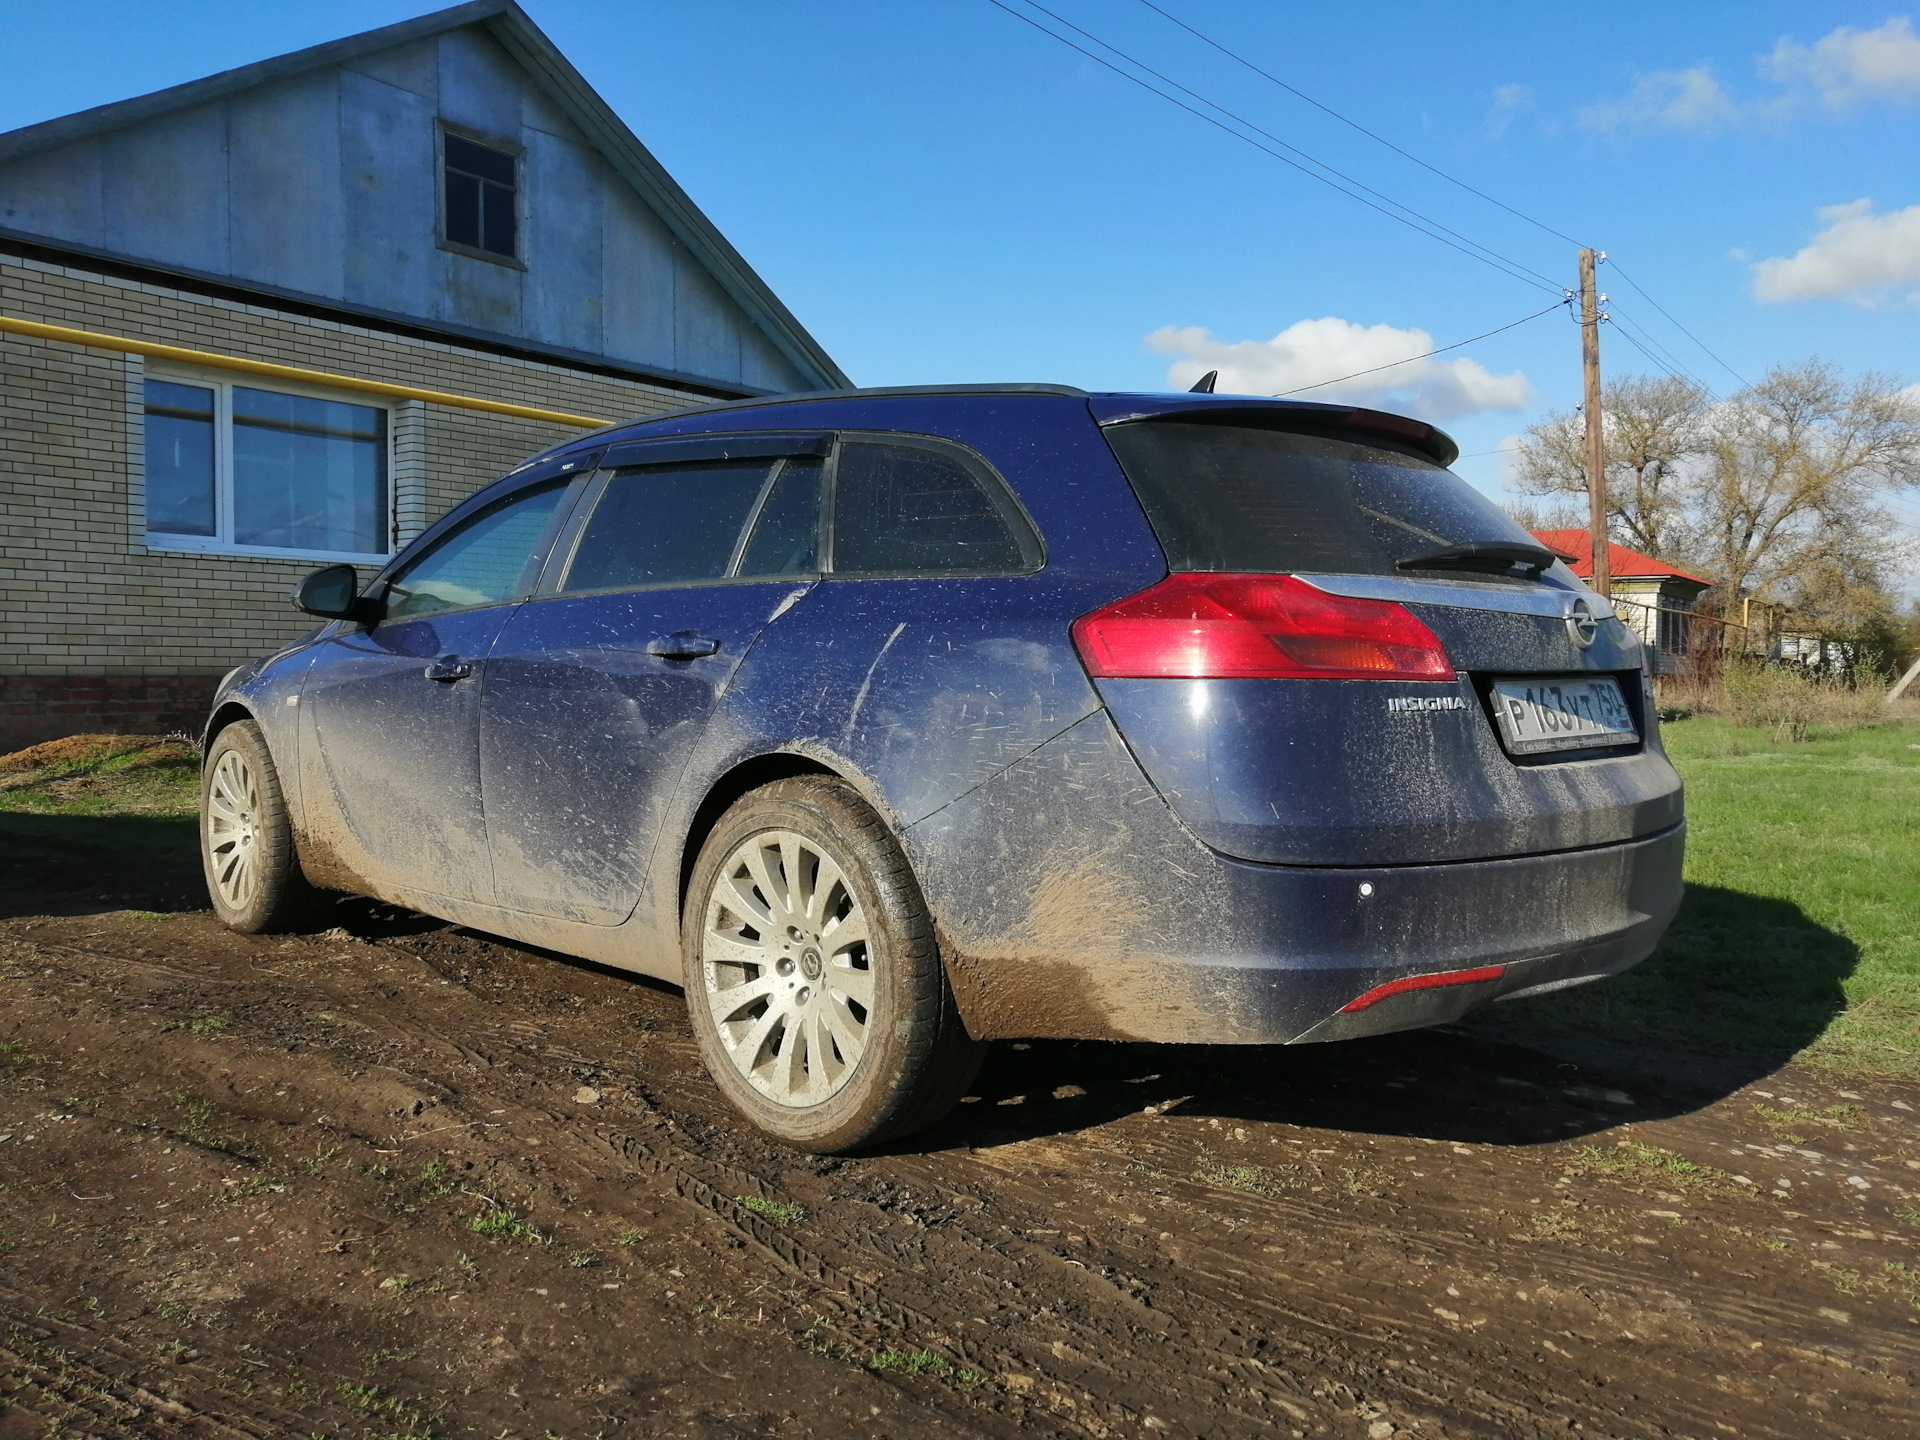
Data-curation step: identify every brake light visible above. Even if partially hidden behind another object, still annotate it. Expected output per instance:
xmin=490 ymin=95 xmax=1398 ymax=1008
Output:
xmin=1071 ymin=573 xmax=1452 ymax=681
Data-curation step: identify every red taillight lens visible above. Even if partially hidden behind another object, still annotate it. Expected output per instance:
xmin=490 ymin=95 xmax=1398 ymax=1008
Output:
xmin=1071 ymin=573 xmax=1452 ymax=681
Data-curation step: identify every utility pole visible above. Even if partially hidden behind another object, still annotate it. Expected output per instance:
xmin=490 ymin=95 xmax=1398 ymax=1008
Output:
xmin=1578 ymin=248 xmax=1611 ymax=597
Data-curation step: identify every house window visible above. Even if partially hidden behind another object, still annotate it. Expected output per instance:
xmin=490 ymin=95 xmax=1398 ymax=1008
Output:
xmin=442 ymin=133 xmax=518 ymax=260
xmin=1657 ymin=598 xmax=1694 ymax=656
xmin=143 ymin=375 xmax=390 ymax=562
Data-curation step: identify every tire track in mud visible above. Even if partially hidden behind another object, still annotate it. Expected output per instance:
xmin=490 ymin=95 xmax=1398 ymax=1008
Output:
xmin=0 ymin=1284 xmax=363 ymax=1439
xmin=7 ymin=914 xmax=1918 ymax=1439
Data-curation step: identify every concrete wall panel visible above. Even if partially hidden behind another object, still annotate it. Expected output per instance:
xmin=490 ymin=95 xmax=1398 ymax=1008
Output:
xmin=523 ymin=131 xmax=603 ymax=354
xmin=739 ymin=319 xmax=811 ymax=393
xmin=0 ymin=141 xmax=104 ymax=247
xmin=436 ymin=28 xmax=521 ymax=144
xmin=101 ymin=104 xmax=231 ymax=277
xmin=434 ymin=241 xmax=522 ymax=336
xmin=674 ymin=249 xmax=742 ymax=384
xmin=343 ymin=35 xmax=438 ymax=101
xmin=600 ymin=182 xmax=677 ymax=370
xmin=228 ymin=70 xmax=344 ymax=295
xmin=522 ymin=85 xmax=586 ymax=144
xmin=340 ymin=70 xmax=436 ymax=317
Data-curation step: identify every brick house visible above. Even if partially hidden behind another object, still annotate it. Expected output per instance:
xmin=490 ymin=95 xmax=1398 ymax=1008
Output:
xmin=0 ymin=0 xmax=845 ymax=750
xmin=1532 ymin=530 xmax=1713 ymax=674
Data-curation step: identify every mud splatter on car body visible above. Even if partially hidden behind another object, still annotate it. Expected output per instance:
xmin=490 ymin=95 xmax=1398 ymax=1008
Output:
xmin=207 ymin=384 xmax=1684 ymax=1050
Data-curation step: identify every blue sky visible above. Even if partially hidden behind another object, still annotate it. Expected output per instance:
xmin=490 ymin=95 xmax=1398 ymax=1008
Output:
xmin=3 ymin=1 xmax=1916 ymax=515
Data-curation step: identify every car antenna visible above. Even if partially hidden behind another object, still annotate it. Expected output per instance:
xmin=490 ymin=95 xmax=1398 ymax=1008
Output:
xmin=1188 ymin=370 xmax=1218 ymax=393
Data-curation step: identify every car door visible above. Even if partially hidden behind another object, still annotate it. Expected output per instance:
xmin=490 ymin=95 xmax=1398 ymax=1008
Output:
xmin=299 ymin=469 xmax=582 ymax=905
xmin=480 ymin=434 xmax=830 ymax=923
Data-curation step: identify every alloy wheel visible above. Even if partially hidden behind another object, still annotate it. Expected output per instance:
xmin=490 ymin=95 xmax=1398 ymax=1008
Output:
xmin=702 ymin=828 xmax=874 ymax=1107
xmin=205 ymin=748 xmax=262 ymax=910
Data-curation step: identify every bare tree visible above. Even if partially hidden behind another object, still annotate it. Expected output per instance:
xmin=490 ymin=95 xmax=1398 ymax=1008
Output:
xmin=1511 ymin=374 xmax=1709 ymax=558
xmin=1694 ymin=361 xmax=1920 ymax=605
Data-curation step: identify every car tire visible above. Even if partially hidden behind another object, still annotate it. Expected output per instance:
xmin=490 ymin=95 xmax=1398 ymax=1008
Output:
xmin=682 ymin=776 xmax=985 ymax=1153
xmin=201 ymin=719 xmax=324 ymax=934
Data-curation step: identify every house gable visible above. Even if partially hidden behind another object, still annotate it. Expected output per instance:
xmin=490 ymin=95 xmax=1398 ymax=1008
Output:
xmin=0 ymin=1 xmax=844 ymax=395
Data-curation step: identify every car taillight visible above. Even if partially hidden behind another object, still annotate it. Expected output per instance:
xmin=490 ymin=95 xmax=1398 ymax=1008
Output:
xmin=1071 ymin=573 xmax=1452 ymax=681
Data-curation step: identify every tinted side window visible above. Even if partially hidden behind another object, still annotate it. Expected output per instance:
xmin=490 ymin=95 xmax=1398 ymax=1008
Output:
xmin=831 ymin=441 xmax=1032 ymax=576
xmin=737 ymin=457 xmax=823 ymax=577
xmin=564 ymin=461 xmax=773 ymax=592
xmin=384 ymin=482 xmax=568 ymax=620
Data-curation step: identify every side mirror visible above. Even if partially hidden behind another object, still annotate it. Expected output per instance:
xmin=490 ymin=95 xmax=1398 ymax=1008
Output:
xmin=293 ymin=564 xmax=378 ymax=623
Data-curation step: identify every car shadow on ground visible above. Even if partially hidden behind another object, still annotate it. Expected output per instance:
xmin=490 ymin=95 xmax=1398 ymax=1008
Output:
xmin=2 ymin=819 xmax=1858 ymax=1154
xmin=914 ymin=882 xmax=1859 ymax=1152
xmin=0 ymin=813 xmax=204 ymax=917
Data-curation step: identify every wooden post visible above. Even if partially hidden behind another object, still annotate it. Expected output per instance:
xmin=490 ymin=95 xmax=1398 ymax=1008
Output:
xmin=1579 ymin=248 xmax=1611 ymax=597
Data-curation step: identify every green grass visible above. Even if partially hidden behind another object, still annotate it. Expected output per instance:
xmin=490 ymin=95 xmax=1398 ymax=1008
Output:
xmin=736 ymin=1195 xmax=808 ymax=1226
xmin=1573 ymin=1141 xmax=1733 ymax=1191
xmin=466 ymin=1204 xmax=548 ymax=1245
xmin=0 ymin=734 xmax=200 ymax=860
xmin=0 ymin=736 xmax=199 ymax=816
xmin=1470 ymin=717 xmax=1920 ymax=1079
xmin=866 ymin=1349 xmax=980 ymax=1385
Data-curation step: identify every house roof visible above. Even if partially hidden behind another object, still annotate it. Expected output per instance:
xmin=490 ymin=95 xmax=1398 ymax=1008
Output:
xmin=0 ymin=0 xmax=849 ymax=392
xmin=1531 ymin=529 xmax=1713 ymax=588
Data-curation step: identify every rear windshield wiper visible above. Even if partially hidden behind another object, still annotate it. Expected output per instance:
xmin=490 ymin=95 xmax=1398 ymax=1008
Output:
xmin=1395 ymin=541 xmax=1556 ymax=578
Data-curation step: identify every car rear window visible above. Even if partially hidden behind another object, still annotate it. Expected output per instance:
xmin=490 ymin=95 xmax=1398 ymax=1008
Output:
xmin=1102 ymin=420 xmax=1544 ymax=579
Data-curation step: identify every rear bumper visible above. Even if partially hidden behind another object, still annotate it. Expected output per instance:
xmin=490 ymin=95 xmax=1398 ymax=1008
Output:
xmin=905 ymin=711 xmax=1684 ymax=1044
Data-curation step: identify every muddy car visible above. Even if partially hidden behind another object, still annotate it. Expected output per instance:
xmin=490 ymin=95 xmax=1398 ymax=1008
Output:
xmin=200 ymin=385 xmax=1684 ymax=1150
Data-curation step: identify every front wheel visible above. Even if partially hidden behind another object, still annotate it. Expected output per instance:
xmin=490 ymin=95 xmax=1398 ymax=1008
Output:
xmin=682 ymin=776 xmax=984 ymax=1152
xmin=201 ymin=720 xmax=323 ymax=933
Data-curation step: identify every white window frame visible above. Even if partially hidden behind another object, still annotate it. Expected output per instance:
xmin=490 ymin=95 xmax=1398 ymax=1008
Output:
xmin=142 ymin=363 xmax=395 ymax=565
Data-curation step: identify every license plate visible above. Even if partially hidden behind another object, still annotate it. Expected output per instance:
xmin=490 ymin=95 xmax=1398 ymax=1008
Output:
xmin=1489 ymin=675 xmax=1637 ymax=755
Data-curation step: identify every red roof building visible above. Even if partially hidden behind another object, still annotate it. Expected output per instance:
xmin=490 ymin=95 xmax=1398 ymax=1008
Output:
xmin=1531 ymin=530 xmax=1713 ymax=672
xmin=1529 ymin=529 xmax=1712 ymax=587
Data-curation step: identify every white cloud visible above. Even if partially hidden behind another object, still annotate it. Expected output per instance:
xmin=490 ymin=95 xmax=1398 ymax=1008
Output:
xmin=1753 ymin=199 xmax=1920 ymax=303
xmin=1487 ymin=84 xmax=1531 ymax=138
xmin=1768 ymin=17 xmax=1920 ymax=108
xmin=1578 ymin=67 xmax=1738 ymax=133
xmin=1146 ymin=318 xmax=1532 ymax=424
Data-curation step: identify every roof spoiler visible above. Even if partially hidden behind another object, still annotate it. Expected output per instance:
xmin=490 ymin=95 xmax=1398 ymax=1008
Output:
xmin=1090 ymin=395 xmax=1459 ymax=468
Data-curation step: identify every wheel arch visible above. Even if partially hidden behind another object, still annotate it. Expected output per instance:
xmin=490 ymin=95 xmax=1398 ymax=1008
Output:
xmin=203 ymin=700 xmax=258 ymax=755
xmin=677 ymin=752 xmax=840 ymax=917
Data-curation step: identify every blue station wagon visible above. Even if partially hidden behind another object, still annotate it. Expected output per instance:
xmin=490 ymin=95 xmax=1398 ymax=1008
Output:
xmin=200 ymin=386 xmax=1685 ymax=1150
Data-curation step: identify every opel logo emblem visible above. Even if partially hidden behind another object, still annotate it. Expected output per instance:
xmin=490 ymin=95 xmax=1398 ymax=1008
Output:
xmin=800 ymin=947 xmax=823 ymax=981
xmin=1565 ymin=595 xmax=1600 ymax=650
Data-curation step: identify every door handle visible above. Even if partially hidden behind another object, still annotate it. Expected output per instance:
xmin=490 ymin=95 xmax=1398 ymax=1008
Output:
xmin=423 ymin=655 xmax=474 ymax=682
xmin=646 ymin=632 xmax=721 ymax=660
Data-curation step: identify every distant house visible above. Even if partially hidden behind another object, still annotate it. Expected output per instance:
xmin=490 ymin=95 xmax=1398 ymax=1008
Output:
xmin=1532 ymin=530 xmax=1713 ymax=674
xmin=0 ymin=0 xmax=846 ymax=749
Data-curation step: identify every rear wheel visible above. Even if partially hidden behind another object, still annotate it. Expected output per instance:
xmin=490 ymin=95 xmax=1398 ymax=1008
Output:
xmin=682 ymin=776 xmax=984 ymax=1152
xmin=201 ymin=720 xmax=323 ymax=933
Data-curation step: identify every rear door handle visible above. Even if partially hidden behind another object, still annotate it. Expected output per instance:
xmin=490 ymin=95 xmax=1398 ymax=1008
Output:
xmin=646 ymin=632 xmax=721 ymax=660
xmin=423 ymin=655 xmax=474 ymax=681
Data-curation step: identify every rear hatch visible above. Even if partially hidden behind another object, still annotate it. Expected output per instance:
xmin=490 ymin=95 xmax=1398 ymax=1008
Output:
xmin=1081 ymin=404 xmax=1682 ymax=866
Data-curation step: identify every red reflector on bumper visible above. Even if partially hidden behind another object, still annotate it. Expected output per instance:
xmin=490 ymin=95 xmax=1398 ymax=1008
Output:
xmin=1338 ymin=964 xmax=1508 ymax=1013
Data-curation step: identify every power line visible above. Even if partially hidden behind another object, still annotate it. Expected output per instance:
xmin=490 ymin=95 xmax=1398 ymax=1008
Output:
xmin=1274 ymin=299 xmax=1569 ymax=397
xmin=1131 ymin=2 xmax=1757 ymax=398
xmin=1135 ymin=0 xmax=1585 ymax=249
xmin=1012 ymin=0 xmax=1566 ymax=292
xmin=1606 ymin=304 xmax=1722 ymax=400
xmin=1608 ymin=319 xmax=1716 ymax=398
xmin=1607 ymin=261 xmax=1753 ymax=388
xmin=984 ymin=0 xmax=1564 ymax=295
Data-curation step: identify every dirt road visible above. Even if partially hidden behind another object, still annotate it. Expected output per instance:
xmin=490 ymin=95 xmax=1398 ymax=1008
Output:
xmin=1 ymin=832 xmax=1915 ymax=1439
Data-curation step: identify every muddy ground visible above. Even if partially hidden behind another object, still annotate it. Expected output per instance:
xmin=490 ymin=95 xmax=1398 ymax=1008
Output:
xmin=0 ymin=830 xmax=1916 ymax=1440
